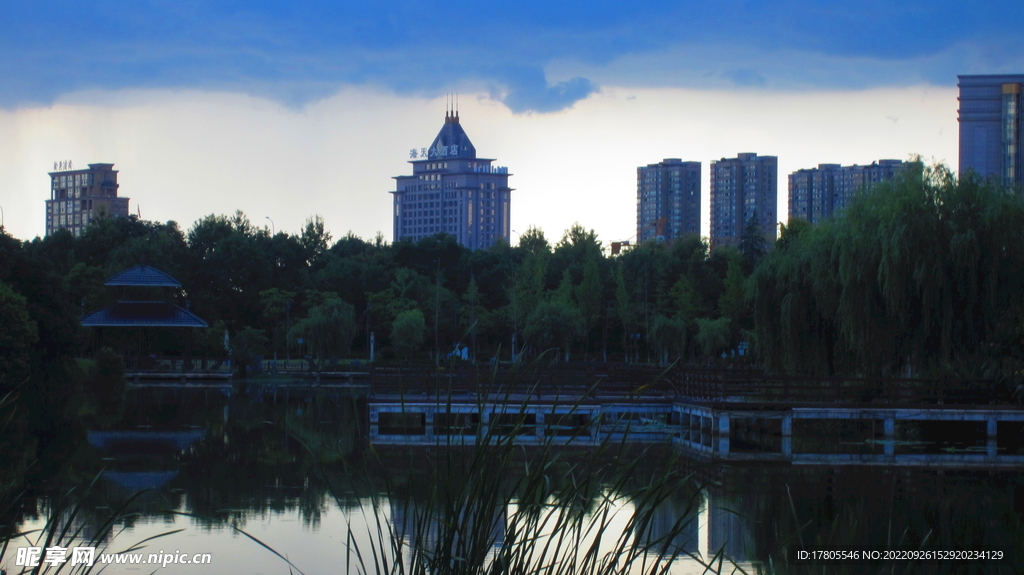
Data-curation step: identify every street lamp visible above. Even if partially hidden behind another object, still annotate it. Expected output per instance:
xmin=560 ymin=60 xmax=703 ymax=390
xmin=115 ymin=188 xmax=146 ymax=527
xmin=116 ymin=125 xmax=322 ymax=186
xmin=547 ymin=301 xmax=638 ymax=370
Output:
xmin=0 ymin=205 xmax=4 ymax=230
xmin=265 ymin=216 xmax=275 ymax=235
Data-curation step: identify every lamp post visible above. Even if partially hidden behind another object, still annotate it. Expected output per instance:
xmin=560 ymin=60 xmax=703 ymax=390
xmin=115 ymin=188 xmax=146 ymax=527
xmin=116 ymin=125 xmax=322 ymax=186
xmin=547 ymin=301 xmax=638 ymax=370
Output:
xmin=0 ymin=205 xmax=4 ymax=230
xmin=265 ymin=216 xmax=275 ymax=236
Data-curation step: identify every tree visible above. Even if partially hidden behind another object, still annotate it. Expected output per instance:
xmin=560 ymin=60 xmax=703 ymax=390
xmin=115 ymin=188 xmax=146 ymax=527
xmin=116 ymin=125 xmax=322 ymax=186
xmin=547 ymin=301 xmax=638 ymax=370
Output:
xmin=391 ymin=309 xmax=426 ymax=360
xmin=739 ymin=212 xmax=768 ymax=272
xmin=751 ymin=162 xmax=1024 ymax=381
xmin=290 ymin=298 xmax=357 ymax=367
xmin=87 ymin=347 xmax=126 ymax=419
xmin=651 ymin=315 xmax=687 ymax=364
xmin=300 ymin=215 xmax=333 ymax=266
xmin=518 ymin=226 xmax=550 ymax=255
xmin=231 ymin=327 xmax=268 ymax=378
xmin=575 ymin=254 xmax=603 ymax=358
xmin=614 ymin=265 xmax=638 ymax=363
xmin=525 ymin=301 xmax=584 ymax=362
xmin=0 ymin=280 xmax=38 ymax=391
xmin=718 ymin=253 xmax=748 ymax=339
xmin=695 ymin=317 xmax=731 ymax=360
xmin=554 ymin=269 xmax=574 ymax=305
xmin=461 ymin=276 xmax=486 ymax=360
xmin=508 ymin=250 xmax=547 ymax=359
xmin=259 ymin=288 xmax=296 ymax=357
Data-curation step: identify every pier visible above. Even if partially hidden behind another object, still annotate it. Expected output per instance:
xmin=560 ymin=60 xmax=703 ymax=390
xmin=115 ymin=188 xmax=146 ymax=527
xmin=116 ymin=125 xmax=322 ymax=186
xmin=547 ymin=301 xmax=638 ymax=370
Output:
xmin=364 ymin=365 xmax=1024 ymax=467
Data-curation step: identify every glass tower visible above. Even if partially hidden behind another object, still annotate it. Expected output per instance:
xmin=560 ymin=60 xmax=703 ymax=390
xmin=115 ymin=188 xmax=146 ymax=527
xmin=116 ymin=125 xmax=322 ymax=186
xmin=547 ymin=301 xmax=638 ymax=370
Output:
xmin=958 ymin=75 xmax=1024 ymax=186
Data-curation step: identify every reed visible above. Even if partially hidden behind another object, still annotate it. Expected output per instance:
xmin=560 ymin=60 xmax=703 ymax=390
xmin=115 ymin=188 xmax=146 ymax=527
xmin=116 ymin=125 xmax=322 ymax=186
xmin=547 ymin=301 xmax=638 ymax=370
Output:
xmin=305 ymin=354 xmax=736 ymax=575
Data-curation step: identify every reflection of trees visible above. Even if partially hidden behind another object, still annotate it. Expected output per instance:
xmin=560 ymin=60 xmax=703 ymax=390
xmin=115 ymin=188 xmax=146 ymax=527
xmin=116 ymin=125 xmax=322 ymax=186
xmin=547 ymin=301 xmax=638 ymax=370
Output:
xmin=14 ymin=386 xmax=1024 ymax=575
xmin=8 ymin=389 xmax=369 ymax=541
xmin=365 ymin=443 xmax=704 ymax=573
xmin=703 ymin=465 xmax=1024 ymax=570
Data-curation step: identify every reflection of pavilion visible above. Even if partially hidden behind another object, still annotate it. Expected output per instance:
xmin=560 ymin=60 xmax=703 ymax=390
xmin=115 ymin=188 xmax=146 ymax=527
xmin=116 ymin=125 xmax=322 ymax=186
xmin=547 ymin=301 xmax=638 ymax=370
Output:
xmin=88 ymin=428 xmax=206 ymax=492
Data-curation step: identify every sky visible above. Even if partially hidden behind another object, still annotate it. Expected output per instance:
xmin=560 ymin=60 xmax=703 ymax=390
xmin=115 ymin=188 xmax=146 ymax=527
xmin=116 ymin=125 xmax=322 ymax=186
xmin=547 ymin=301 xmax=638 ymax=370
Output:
xmin=2 ymin=0 xmax=1023 ymax=245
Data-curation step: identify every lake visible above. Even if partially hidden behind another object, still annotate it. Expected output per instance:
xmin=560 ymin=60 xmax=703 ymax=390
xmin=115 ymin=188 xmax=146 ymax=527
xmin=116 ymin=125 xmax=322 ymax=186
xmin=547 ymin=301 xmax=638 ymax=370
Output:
xmin=2 ymin=387 xmax=1020 ymax=574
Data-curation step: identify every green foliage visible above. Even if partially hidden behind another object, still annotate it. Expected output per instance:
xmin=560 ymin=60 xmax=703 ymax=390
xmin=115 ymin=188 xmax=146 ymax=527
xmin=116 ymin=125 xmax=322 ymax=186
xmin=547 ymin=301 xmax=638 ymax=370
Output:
xmin=6 ymin=203 xmax=762 ymax=370
xmin=85 ymin=347 xmax=126 ymax=420
xmin=290 ymin=297 xmax=356 ymax=366
xmin=509 ymin=249 xmax=548 ymax=345
xmin=300 ymin=215 xmax=332 ymax=264
xmin=651 ymin=314 xmax=687 ymax=363
xmin=259 ymin=287 xmax=296 ymax=355
xmin=718 ymin=253 xmax=746 ymax=328
xmin=738 ymin=212 xmax=768 ymax=271
xmin=231 ymin=327 xmax=268 ymax=377
xmin=575 ymin=254 xmax=602 ymax=331
xmin=461 ymin=276 xmax=486 ymax=358
xmin=0 ymin=280 xmax=38 ymax=390
xmin=554 ymin=268 xmax=574 ymax=305
xmin=695 ymin=317 xmax=731 ymax=359
xmin=752 ymin=163 xmax=1024 ymax=379
xmin=391 ymin=309 xmax=426 ymax=360
xmin=517 ymin=226 xmax=549 ymax=255
xmin=525 ymin=301 xmax=584 ymax=361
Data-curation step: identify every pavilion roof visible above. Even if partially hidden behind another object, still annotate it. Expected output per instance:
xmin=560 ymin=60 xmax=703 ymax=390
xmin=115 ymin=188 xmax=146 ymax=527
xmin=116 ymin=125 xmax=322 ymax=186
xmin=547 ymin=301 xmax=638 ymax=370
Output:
xmin=105 ymin=265 xmax=181 ymax=287
xmin=81 ymin=301 xmax=208 ymax=327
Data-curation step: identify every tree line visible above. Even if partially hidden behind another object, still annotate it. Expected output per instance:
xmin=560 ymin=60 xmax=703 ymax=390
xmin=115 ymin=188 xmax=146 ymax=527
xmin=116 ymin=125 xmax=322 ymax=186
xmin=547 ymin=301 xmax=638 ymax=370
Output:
xmin=2 ymin=160 xmax=1021 ymax=383
xmin=1 ymin=210 xmax=765 ymax=374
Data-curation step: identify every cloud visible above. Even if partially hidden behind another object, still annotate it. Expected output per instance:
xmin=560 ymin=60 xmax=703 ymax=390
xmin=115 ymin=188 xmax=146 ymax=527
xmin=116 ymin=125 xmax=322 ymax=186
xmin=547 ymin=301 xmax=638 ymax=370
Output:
xmin=1 ymin=1 xmax=1023 ymax=112
xmin=723 ymin=69 xmax=767 ymax=88
xmin=494 ymin=68 xmax=599 ymax=113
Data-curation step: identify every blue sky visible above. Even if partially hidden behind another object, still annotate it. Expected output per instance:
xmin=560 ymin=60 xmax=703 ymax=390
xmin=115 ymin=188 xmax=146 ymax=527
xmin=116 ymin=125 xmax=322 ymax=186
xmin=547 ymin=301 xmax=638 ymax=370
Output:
xmin=1 ymin=1 xmax=1021 ymax=243
xmin=4 ymin=1 xmax=1022 ymax=112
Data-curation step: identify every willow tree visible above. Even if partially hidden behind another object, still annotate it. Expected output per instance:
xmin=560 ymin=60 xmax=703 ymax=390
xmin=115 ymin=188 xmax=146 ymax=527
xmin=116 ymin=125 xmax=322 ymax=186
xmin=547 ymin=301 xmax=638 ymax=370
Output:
xmin=750 ymin=218 xmax=849 ymax=375
xmin=291 ymin=298 xmax=357 ymax=367
xmin=752 ymin=162 xmax=1024 ymax=381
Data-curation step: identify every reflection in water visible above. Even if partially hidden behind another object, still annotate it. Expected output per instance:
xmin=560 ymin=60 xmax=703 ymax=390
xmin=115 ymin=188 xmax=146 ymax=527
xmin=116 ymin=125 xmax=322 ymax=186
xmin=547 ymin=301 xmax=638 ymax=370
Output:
xmin=2 ymin=388 xmax=1023 ymax=574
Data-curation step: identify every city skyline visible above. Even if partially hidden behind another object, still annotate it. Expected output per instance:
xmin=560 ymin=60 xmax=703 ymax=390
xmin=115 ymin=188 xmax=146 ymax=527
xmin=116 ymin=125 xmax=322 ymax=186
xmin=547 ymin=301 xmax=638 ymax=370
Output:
xmin=1 ymin=87 xmax=957 ymax=246
xmin=4 ymin=0 xmax=1015 ymax=245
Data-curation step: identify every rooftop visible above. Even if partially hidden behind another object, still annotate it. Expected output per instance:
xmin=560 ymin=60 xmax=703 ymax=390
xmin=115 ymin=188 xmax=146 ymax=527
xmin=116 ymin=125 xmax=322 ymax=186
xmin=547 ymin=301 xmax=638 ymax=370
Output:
xmin=105 ymin=264 xmax=181 ymax=287
xmin=81 ymin=301 xmax=208 ymax=328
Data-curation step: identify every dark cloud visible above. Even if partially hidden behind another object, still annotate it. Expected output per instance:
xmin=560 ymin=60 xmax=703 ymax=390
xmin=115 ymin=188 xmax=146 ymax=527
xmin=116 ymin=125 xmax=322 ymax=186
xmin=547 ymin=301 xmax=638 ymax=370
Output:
xmin=724 ymin=69 xmax=767 ymax=87
xmin=495 ymin=68 xmax=598 ymax=113
xmin=1 ymin=1 xmax=1022 ymax=112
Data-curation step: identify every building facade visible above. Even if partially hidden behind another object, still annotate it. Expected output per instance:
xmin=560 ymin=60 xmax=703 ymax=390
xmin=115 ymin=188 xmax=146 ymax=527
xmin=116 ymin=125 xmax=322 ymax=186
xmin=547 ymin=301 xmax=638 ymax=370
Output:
xmin=392 ymin=111 xmax=512 ymax=250
xmin=46 ymin=163 xmax=129 ymax=237
xmin=710 ymin=153 xmax=777 ymax=249
xmin=789 ymin=160 xmax=907 ymax=224
xmin=637 ymin=159 xmax=700 ymax=243
xmin=958 ymin=74 xmax=1024 ymax=185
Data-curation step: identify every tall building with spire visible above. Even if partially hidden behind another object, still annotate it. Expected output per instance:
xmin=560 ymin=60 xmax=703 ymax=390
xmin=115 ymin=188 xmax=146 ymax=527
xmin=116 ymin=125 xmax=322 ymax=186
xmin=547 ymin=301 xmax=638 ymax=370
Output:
xmin=46 ymin=162 xmax=130 ymax=237
xmin=391 ymin=107 xmax=512 ymax=250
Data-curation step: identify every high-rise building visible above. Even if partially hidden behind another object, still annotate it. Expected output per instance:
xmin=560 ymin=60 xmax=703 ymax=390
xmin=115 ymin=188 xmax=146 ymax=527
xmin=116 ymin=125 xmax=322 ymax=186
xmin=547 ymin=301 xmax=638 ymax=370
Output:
xmin=45 ymin=163 xmax=130 ymax=237
xmin=636 ymin=159 xmax=701 ymax=243
xmin=710 ymin=153 xmax=777 ymax=249
xmin=958 ymin=74 xmax=1024 ymax=185
xmin=392 ymin=110 xmax=512 ymax=250
xmin=789 ymin=160 xmax=908 ymax=224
